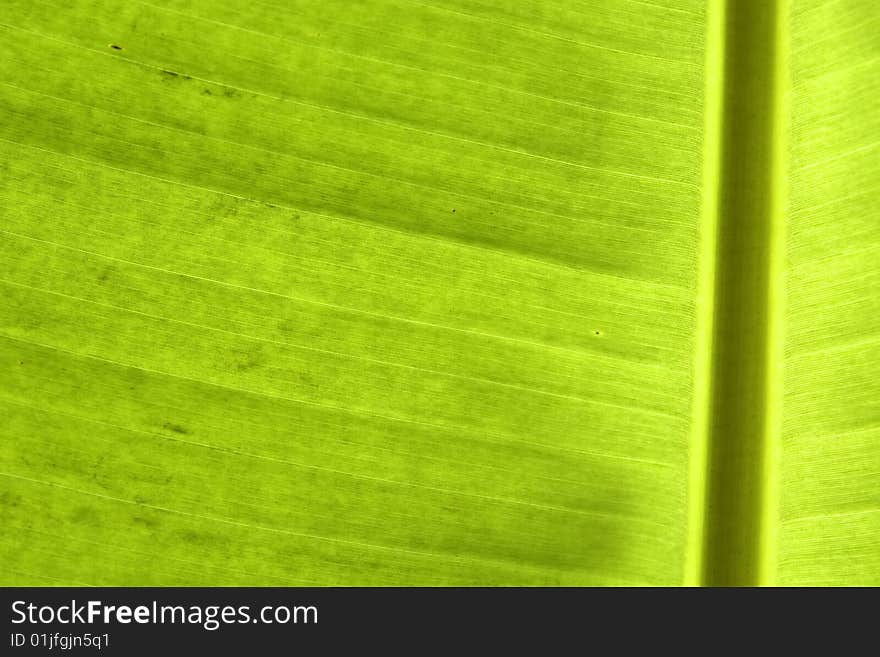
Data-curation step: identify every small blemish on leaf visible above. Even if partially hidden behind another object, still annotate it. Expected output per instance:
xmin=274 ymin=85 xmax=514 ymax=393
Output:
xmin=452 ymin=208 xmax=456 ymax=213
xmin=161 ymin=69 xmax=179 ymax=78
xmin=132 ymin=515 xmax=158 ymax=529
xmin=109 ymin=44 xmax=123 ymax=50
xmin=162 ymin=421 xmax=190 ymax=435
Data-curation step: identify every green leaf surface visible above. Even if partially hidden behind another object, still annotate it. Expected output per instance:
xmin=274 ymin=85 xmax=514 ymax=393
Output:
xmin=776 ymin=0 xmax=880 ymax=586
xmin=0 ymin=0 xmax=876 ymax=586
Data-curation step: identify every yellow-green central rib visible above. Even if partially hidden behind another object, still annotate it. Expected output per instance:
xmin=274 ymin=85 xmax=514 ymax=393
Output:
xmin=698 ymin=0 xmax=789 ymax=586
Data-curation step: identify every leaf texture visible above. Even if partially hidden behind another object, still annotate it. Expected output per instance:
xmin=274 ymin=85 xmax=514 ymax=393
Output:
xmin=0 ymin=0 xmax=877 ymax=586
xmin=0 ymin=0 xmax=709 ymax=586
xmin=775 ymin=0 xmax=880 ymax=585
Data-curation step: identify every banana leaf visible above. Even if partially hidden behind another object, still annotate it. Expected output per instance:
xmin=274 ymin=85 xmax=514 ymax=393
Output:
xmin=0 ymin=0 xmax=877 ymax=586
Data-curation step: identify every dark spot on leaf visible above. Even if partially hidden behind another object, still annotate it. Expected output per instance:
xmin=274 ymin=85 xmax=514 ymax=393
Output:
xmin=71 ymin=505 xmax=100 ymax=525
xmin=233 ymin=345 xmax=264 ymax=372
xmin=0 ymin=490 xmax=23 ymax=508
xmin=202 ymin=88 xmax=213 ymax=95
xmin=452 ymin=208 xmax=456 ymax=213
xmin=109 ymin=44 xmax=123 ymax=50
xmin=181 ymin=529 xmax=209 ymax=545
xmin=163 ymin=421 xmax=190 ymax=435
xmin=132 ymin=515 xmax=158 ymax=529
xmin=222 ymin=87 xmax=239 ymax=98
xmin=299 ymin=372 xmax=319 ymax=391
xmin=161 ymin=69 xmax=179 ymax=77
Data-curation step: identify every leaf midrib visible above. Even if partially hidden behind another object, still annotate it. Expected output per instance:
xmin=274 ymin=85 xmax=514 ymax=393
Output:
xmin=690 ymin=0 xmax=790 ymax=586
